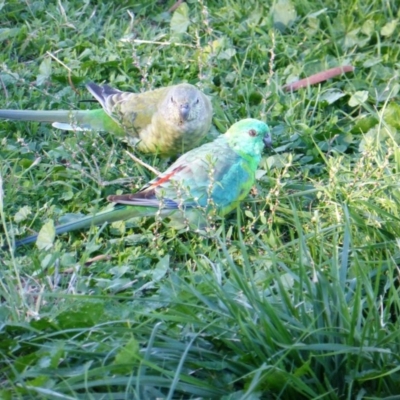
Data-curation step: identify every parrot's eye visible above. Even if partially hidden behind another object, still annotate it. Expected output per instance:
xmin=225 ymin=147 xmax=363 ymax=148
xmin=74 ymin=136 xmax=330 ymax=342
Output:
xmin=170 ymin=96 xmax=175 ymax=103
xmin=248 ymin=129 xmax=257 ymax=137
xmin=195 ymin=98 xmax=200 ymax=104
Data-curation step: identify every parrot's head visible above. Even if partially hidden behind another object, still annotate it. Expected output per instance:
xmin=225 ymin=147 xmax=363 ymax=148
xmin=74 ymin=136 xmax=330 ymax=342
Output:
xmin=165 ymin=84 xmax=212 ymax=128
xmin=225 ymin=119 xmax=272 ymax=158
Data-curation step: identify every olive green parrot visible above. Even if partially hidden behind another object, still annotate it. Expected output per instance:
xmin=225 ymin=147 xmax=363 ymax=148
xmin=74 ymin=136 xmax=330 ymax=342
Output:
xmin=0 ymin=82 xmax=213 ymax=156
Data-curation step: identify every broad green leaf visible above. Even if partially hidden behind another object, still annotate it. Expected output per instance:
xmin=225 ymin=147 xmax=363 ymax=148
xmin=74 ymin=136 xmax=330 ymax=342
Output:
xmin=25 ymin=376 xmax=52 ymax=389
xmin=0 ymin=28 xmax=19 ymax=41
xmin=280 ymin=272 xmax=294 ymax=289
xmin=319 ymin=89 xmax=346 ymax=104
xmin=361 ymin=20 xmax=375 ymax=36
xmin=14 ymin=206 xmax=32 ymax=223
xmin=375 ymin=82 xmax=400 ymax=102
xmin=255 ymin=169 xmax=267 ymax=179
xmin=352 ymin=115 xmax=378 ymax=133
xmin=170 ymin=2 xmax=190 ymax=35
xmin=111 ymin=220 xmax=126 ymax=234
xmin=272 ymin=0 xmax=297 ymax=31
xmin=343 ymin=28 xmax=369 ymax=49
xmin=61 ymin=190 xmax=74 ymax=201
xmin=383 ymin=102 xmax=400 ymax=129
xmin=359 ymin=125 xmax=396 ymax=152
xmin=36 ymin=57 xmax=52 ymax=86
xmin=36 ymin=220 xmax=55 ymax=250
xmin=41 ymin=253 xmax=55 ymax=269
xmin=245 ymin=210 xmax=254 ymax=219
xmin=266 ymin=153 xmax=291 ymax=169
xmin=380 ymin=19 xmax=398 ymax=37
xmin=363 ymin=57 xmax=382 ymax=67
xmin=348 ymin=90 xmax=368 ymax=107
xmin=60 ymin=252 xmax=77 ymax=268
xmin=308 ymin=8 xmax=327 ymax=18
xmin=217 ymin=48 xmax=236 ymax=60
xmin=114 ymin=337 xmax=139 ymax=366
xmin=0 ymin=72 xmax=19 ymax=87
xmin=55 ymin=302 xmax=106 ymax=329
xmin=151 ymin=255 xmax=170 ymax=281
xmin=203 ymin=38 xmax=225 ymax=55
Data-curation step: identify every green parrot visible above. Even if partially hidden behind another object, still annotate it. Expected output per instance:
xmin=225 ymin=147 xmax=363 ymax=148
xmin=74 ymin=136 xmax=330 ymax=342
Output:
xmin=9 ymin=118 xmax=272 ymax=248
xmin=0 ymin=83 xmax=213 ymax=156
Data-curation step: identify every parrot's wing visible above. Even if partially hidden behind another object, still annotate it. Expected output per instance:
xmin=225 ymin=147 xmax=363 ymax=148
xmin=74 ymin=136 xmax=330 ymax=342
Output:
xmin=86 ymin=83 xmax=123 ymax=110
xmin=108 ymin=165 xmax=187 ymax=208
xmin=138 ymin=137 xmax=242 ymax=210
xmin=86 ymin=82 xmax=168 ymax=131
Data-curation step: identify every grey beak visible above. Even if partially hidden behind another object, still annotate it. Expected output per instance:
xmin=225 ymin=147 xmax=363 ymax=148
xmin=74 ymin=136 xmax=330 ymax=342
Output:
xmin=263 ymin=135 xmax=272 ymax=148
xmin=180 ymin=104 xmax=190 ymax=120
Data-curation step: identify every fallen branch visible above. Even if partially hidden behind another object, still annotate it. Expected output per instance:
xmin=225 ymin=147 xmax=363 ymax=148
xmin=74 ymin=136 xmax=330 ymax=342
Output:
xmin=168 ymin=0 xmax=183 ymax=13
xmin=126 ymin=150 xmax=161 ymax=176
xmin=282 ymin=65 xmax=355 ymax=92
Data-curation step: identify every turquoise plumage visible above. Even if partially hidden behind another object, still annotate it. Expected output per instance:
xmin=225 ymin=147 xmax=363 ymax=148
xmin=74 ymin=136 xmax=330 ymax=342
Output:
xmin=11 ymin=118 xmax=271 ymax=248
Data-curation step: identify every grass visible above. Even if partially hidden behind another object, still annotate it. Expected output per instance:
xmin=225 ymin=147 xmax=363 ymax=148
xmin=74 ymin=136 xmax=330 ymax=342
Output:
xmin=1 ymin=0 xmax=400 ymax=398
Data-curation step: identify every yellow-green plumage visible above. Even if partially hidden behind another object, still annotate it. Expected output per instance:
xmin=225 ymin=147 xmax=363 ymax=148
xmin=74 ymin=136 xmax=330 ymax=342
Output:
xmin=0 ymin=82 xmax=213 ymax=156
xmin=9 ymin=119 xmax=272 ymax=248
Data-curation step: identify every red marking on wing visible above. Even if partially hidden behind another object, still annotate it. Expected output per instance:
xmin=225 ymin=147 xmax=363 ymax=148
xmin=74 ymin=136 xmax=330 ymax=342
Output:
xmin=107 ymin=165 xmax=186 ymax=205
xmin=148 ymin=165 xmax=186 ymax=189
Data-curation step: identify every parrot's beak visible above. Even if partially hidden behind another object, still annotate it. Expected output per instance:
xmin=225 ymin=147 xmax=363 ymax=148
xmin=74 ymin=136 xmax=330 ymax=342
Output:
xmin=263 ymin=135 xmax=272 ymax=148
xmin=179 ymin=104 xmax=190 ymax=120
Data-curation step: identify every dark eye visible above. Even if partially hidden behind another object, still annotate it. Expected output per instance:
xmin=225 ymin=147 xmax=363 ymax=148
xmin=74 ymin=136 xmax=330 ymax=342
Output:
xmin=195 ymin=98 xmax=200 ymax=104
xmin=170 ymin=96 xmax=175 ymax=103
xmin=248 ymin=129 xmax=257 ymax=137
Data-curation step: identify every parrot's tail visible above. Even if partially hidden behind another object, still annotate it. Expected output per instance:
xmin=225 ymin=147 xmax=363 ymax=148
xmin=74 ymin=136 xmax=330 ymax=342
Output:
xmin=0 ymin=109 xmax=118 ymax=132
xmin=10 ymin=204 xmax=158 ymax=248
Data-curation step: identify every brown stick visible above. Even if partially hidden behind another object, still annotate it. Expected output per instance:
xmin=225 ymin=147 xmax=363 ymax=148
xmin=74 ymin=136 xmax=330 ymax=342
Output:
xmin=282 ymin=65 xmax=355 ymax=92
xmin=168 ymin=0 xmax=183 ymax=13
xmin=125 ymin=150 xmax=161 ymax=176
